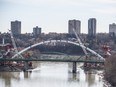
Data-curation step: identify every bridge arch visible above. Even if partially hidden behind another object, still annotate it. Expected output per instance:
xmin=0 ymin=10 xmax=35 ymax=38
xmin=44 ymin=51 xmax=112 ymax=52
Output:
xmin=12 ymin=40 xmax=104 ymax=60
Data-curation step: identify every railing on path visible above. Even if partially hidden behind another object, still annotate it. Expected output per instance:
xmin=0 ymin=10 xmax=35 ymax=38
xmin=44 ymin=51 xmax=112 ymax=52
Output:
xmin=0 ymin=57 xmax=104 ymax=63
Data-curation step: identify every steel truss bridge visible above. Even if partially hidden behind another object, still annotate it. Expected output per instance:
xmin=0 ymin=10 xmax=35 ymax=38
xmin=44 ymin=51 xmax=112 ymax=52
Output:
xmin=0 ymin=40 xmax=105 ymax=63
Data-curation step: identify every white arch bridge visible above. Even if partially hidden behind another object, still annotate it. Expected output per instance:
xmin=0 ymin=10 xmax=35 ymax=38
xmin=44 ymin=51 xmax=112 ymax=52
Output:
xmin=12 ymin=40 xmax=105 ymax=62
xmin=0 ymin=39 xmax=105 ymax=73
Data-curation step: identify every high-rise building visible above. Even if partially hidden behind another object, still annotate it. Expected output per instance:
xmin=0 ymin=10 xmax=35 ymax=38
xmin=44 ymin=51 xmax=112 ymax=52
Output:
xmin=88 ymin=18 xmax=96 ymax=37
xmin=109 ymin=23 xmax=116 ymax=37
xmin=33 ymin=26 xmax=41 ymax=36
xmin=68 ymin=19 xmax=81 ymax=35
xmin=11 ymin=20 xmax=21 ymax=35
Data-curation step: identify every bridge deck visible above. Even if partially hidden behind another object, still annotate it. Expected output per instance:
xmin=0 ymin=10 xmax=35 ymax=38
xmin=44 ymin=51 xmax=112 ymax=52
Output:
xmin=0 ymin=58 xmax=104 ymax=63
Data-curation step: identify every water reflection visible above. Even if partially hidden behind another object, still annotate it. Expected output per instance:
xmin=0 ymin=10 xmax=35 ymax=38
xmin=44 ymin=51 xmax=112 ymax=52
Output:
xmin=0 ymin=72 xmax=20 ymax=87
xmin=85 ymin=70 xmax=96 ymax=87
xmin=24 ymin=71 xmax=32 ymax=79
xmin=68 ymin=73 xmax=80 ymax=82
xmin=0 ymin=62 xmax=104 ymax=87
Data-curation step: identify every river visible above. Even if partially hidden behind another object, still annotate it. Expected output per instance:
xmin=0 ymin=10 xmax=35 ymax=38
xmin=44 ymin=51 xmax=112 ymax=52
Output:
xmin=0 ymin=61 xmax=106 ymax=87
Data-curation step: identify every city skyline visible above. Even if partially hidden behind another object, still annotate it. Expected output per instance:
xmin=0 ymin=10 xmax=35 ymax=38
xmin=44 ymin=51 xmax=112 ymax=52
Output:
xmin=0 ymin=0 xmax=116 ymax=33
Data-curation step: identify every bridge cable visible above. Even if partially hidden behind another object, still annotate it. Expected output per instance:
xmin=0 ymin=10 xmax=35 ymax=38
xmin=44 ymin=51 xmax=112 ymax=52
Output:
xmin=69 ymin=23 xmax=88 ymax=57
xmin=9 ymin=30 xmax=24 ymax=59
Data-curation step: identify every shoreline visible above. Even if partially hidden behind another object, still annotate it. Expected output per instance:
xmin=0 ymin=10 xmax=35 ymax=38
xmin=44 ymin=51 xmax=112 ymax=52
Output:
xmin=0 ymin=65 xmax=23 ymax=72
xmin=98 ymin=72 xmax=112 ymax=87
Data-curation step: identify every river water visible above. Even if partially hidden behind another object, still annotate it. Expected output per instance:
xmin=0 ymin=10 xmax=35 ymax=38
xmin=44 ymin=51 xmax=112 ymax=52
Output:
xmin=0 ymin=62 xmax=105 ymax=87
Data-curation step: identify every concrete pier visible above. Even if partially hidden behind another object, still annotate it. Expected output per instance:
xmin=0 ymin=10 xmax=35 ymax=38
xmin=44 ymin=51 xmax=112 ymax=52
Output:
xmin=24 ymin=61 xmax=29 ymax=71
xmin=72 ymin=62 xmax=77 ymax=73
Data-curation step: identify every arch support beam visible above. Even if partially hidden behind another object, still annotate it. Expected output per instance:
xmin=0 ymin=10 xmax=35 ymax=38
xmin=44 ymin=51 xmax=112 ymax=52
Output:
xmin=12 ymin=40 xmax=104 ymax=61
xmin=23 ymin=61 xmax=29 ymax=71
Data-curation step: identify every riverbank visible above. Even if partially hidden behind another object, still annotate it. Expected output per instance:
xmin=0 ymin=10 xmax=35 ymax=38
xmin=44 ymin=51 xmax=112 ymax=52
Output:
xmin=0 ymin=61 xmax=34 ymax=72
xmin=0 ymin=65 xmax=23 ymax=72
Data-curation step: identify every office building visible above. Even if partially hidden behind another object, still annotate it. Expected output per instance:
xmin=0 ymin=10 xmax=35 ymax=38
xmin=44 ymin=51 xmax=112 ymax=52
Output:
xmin=11 ymin=20 xmax=21 ymax=35
xmin=88 ymin=18 xmax=96 ymax=37
xmin=109 ymin=23 xmax=116 ymax=37
xmin=68 ymin=19 xmax=81 ymax=35
xmin=33 ymin=26 xmax=41 ymax=36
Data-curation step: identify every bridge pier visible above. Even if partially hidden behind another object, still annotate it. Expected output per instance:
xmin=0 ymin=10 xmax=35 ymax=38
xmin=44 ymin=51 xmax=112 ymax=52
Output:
xmin=23 ymin=61 xmax=29 ymax=71
xmin=72 ymin=62 xmax=77 ymax=73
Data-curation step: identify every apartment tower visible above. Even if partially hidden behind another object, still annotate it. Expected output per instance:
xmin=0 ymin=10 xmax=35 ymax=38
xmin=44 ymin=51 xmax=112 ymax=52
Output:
xmin=11 ymin=20 xmax=21 ymax=35
xmin=68 ymin=19 xmax=81 ymax=35
xmin=88 ymin=18 xmax=96 ymax=37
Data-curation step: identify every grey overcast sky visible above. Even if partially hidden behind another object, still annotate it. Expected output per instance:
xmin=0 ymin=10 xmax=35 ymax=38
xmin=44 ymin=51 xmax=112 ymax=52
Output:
xmin=0 ymin=0 xmax=116 ymax=33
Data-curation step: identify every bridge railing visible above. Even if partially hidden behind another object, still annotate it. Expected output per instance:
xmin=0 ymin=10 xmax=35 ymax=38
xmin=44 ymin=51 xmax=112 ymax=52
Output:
xmin=0 ymin=54 xmax=104 ymax=63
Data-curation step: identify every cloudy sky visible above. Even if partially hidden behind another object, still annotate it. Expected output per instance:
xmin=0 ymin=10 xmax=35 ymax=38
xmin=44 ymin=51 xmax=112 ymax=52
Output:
xmin=0 ymin=0 xmax=116 ymax=33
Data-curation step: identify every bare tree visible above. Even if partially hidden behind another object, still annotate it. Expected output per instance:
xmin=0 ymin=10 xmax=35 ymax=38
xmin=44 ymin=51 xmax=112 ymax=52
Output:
xmin=104 ymin=54 xmax=116 ymax=86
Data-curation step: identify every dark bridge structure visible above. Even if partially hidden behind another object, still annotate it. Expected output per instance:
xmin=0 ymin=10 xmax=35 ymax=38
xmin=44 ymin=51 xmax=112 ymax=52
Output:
xmin=0 ymin=40 xmax=105 ymax=73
